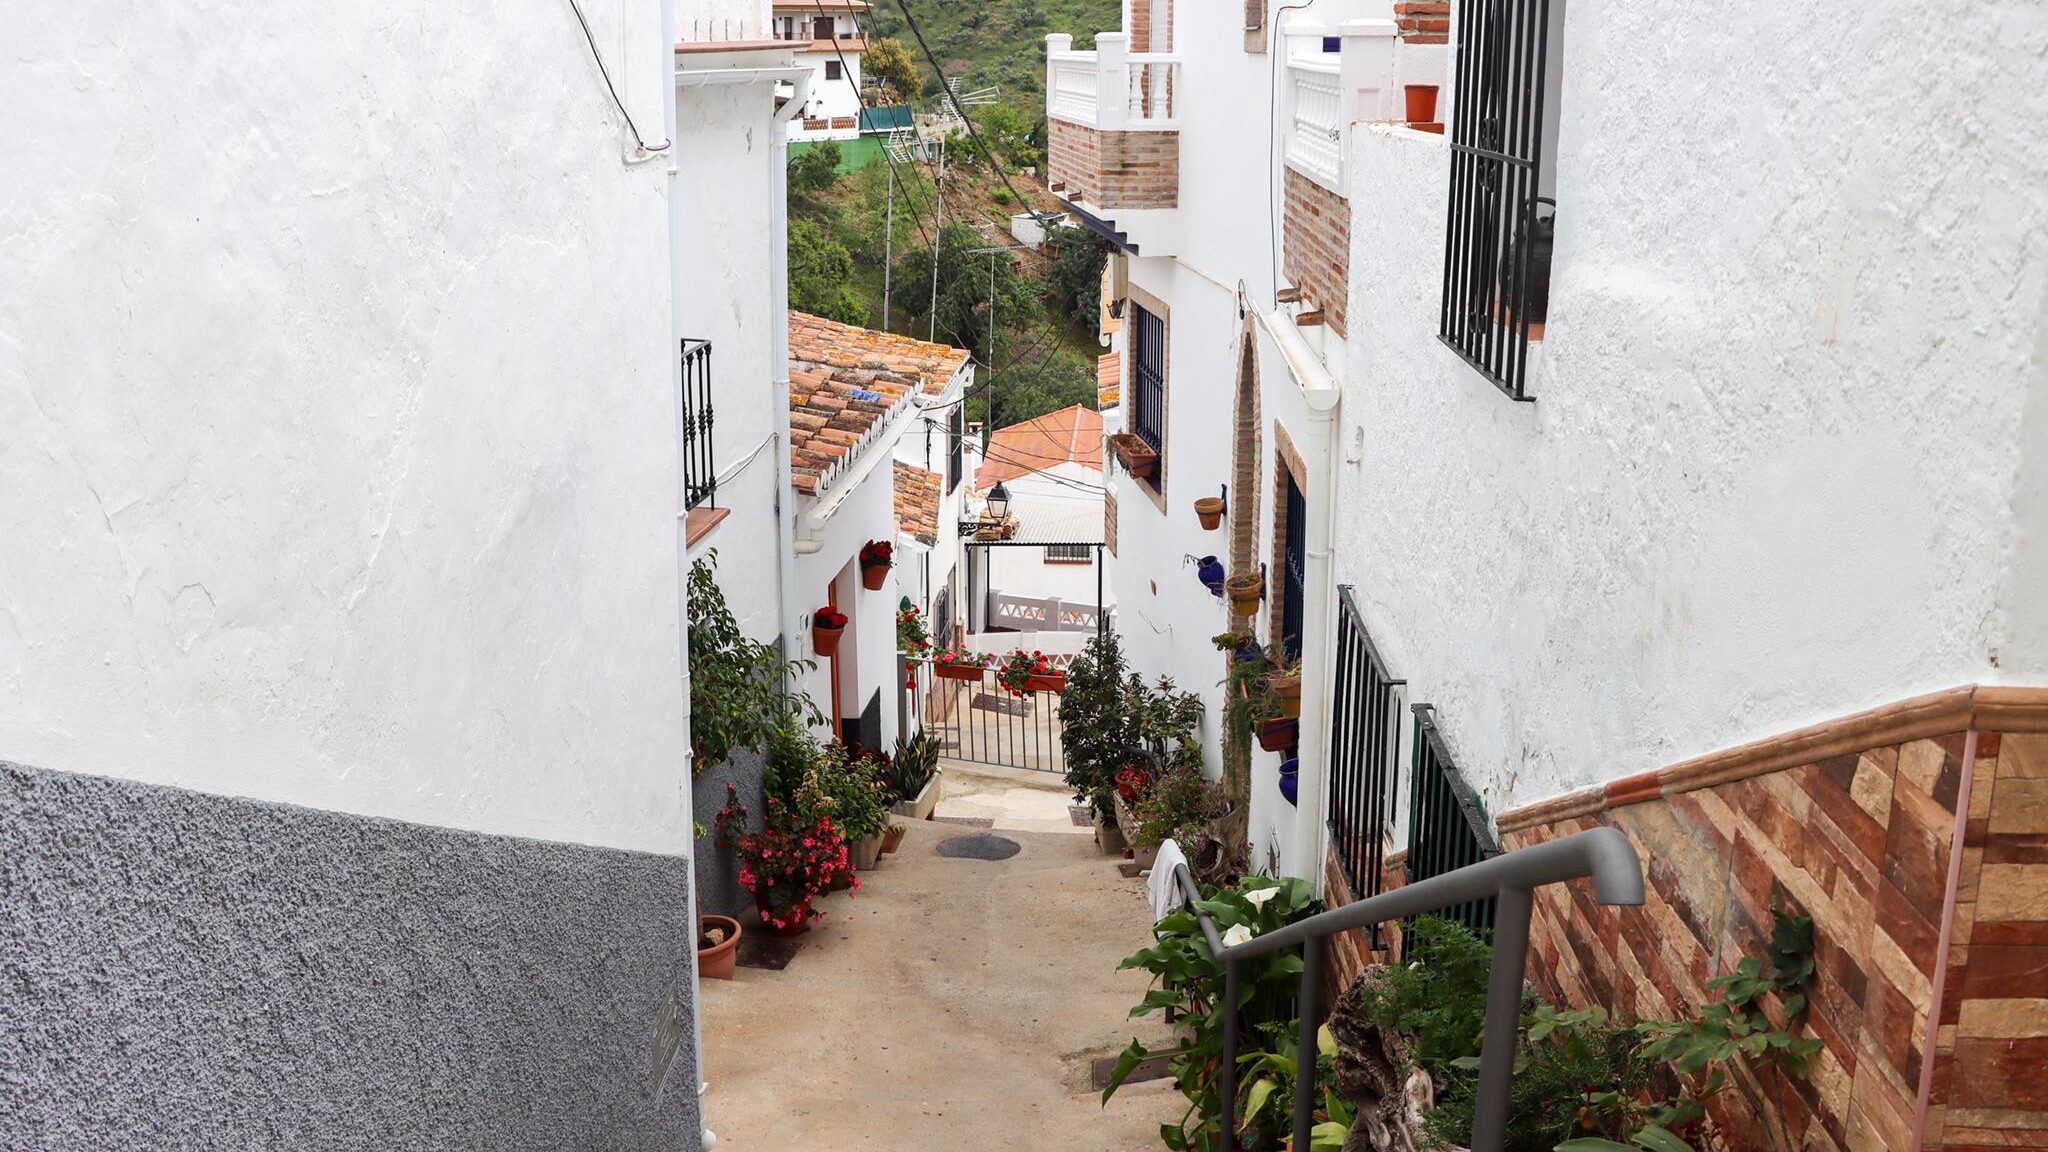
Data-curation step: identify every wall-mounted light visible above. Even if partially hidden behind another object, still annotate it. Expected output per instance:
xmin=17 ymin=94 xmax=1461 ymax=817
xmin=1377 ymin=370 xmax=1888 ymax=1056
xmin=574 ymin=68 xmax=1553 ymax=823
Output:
xmin=985 ymin=481 xmax=1012 ymax=521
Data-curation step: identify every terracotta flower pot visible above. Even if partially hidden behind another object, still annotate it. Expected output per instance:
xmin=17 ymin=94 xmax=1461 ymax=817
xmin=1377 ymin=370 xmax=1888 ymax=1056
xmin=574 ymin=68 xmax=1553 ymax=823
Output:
xmin=935 ymin=662 xmax=985 ymax=682
xmin=861 ymin=562 xmax=890 ymax=591
xmin=1194 ymin=496 xmax=1225 ymax=531
xmin=759 ymin=901 xmax=813 ymax=937
xmin=1226 ymin=572 xmax=1264 ymax=616
xmin=813 ymin=617 xmax=845 ymax=657
xmin=698 ymin=914 xmax=742 ymax=980
xmin=1258 ymin=717 xmax=1298 ymax=753
xmin=1021 ymin=671 xmax=1067 ymax=693
xmin=882 ymin=824 xmax=908 ymax=853
xmin=1405 ymin=84 xmax=1439 ymax=125
xmin=1111 ymin=433 xmax=1159 ymax=479
xmin=1270 ymin=672 xmax=1302 ymax=718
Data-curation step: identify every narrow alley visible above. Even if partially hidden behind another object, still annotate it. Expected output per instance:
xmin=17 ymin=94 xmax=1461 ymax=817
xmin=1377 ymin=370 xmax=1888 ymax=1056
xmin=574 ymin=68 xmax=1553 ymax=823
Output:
xmin=699 ymin=764 xmax=1183 ymax=1149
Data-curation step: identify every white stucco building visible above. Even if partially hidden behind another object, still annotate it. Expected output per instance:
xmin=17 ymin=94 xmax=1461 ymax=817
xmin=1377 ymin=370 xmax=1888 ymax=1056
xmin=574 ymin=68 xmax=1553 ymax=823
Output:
xmin=774 ymin=0 xmax=869 ymax=142
xmin=967 ymin=405 xmax=1114 ymax=645
xmin=1048 ymin=0 xmax=2048 ymax=914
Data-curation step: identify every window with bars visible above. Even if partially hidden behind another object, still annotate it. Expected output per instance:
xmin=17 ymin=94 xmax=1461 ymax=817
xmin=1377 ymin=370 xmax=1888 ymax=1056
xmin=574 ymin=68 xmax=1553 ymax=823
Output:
xmin=1281 ymin=473 xmax=1306 ymax=665
xmin=1437 ymin=0 xmax=1561 ymax=402
xmin=1044 ymin=543 xmax=1092 ymax=564
xmin=1131 ymin=303 xmax=1165 ymax=484
xmin=680 ymin=339 xmax=715 ymax=510
xmin=947 ymin=405 xmax=964 ymax=493
xmin=1406 ymin=704 xmax=1501 ymax=940
xmin=1326 ymin=586 xmax=1406 ymax=940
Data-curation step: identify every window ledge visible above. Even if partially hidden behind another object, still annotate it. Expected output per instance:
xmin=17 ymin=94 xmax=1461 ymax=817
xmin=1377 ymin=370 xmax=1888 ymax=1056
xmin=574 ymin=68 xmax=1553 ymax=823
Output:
xmin=684 ymin=506 xmax=731 ymax=550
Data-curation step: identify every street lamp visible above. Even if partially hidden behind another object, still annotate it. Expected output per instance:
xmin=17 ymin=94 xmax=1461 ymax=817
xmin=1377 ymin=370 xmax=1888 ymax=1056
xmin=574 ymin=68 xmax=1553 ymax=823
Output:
xmin=985 ymin=481 xmax=1012 ymax=521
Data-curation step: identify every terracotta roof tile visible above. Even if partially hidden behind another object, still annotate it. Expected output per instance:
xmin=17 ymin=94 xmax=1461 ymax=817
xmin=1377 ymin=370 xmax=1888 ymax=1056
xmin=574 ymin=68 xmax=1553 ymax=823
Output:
xmin=893 ymin=461 xmax=942 ymax=546
xmin=975 ymin=404 xmax=1104 ymax=489
xmin=1096 ymin=352 xmax=1121 ymax=409
xmin=788 ymin=311 xmax=971 ymax=496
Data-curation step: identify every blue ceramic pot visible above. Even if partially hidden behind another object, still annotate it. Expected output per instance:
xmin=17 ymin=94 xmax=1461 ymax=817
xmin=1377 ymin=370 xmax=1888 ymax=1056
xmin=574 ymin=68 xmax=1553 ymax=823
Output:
xmin=1278 ymin=758 xmax=1299 ymax=806
xmin=1196 ymin=555 xmax=1225 ymax=596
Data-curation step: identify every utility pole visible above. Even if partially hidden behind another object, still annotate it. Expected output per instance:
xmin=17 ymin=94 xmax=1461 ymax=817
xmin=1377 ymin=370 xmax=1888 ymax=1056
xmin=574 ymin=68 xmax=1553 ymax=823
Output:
xmin=882 ymin=153 xmax=895 ymax=330
xmin=928 ymin=135 xmax=944 ymax=343
xmin=968 ymin=244 xmax=1023 ymax=430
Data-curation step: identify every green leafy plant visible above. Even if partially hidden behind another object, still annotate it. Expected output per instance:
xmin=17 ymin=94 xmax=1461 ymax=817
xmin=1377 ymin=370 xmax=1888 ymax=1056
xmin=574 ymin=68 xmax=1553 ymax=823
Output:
xmin=687 ymin=553 xmax=821 ymax=775
xmin=1059 ymin=629 xmax=1140 ymax=820
xmin=813 ymin=740 xmax=890 ymax=844
xmin=1103 ymin=875 xmax=1325 ymax=1151
xmin=1131 ymin=761 xmax=1227 ymax=852
xmin=885 ymin=729 xmax=942 ymax=802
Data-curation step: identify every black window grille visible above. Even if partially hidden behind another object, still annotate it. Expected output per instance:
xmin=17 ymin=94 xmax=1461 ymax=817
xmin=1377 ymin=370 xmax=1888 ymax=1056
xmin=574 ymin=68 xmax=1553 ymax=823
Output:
xmin=1044 ymin=543 xmax=1092 ymax=563
xmin=825 ymin=60 xmax=843 ymax=81
xmin=1406 ymin=704 xmax=1501 ymax=939
xmin=1326 ymin=586 xmax=1406 ymax=941
xmin=1281 ymin=473 xmax=1306 ymax=665
xmin=948 ymin=405 xmax=964 ymax=493
xmin=680 ymin=338 xmax=716 ymax=510
xmin=932 ymin=586 xmax=952 ymax=649
xmin=1131 ymin=304 xmax=1165 ymax=467
xmin=1437 ymin=0 xmax=1557 ymax=401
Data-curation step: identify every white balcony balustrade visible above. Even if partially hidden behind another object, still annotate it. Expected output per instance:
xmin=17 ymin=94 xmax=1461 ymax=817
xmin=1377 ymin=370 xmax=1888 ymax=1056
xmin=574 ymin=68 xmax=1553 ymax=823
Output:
xmin=1045 ymin=33 xmax=1180 ymax=131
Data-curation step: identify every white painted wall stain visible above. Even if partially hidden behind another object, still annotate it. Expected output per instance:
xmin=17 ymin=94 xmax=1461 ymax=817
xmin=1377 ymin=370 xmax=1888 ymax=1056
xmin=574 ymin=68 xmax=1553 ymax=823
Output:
xmin=0 ymin=0 xmax=690 ymax=853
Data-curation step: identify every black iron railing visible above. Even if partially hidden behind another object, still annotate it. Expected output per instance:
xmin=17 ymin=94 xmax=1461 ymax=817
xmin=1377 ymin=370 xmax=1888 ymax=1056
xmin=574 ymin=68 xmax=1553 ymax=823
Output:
xmin=680 ymin=338 xmax=716 ymax=509
xmin=947 ymin=404 xmax=964 ymax=493
xmin=1437 ymin=0 xmax=1555 ymax=401
xmin=909 ymin=658 xmax=1066 ymax=775
xmin=1131 ymin=303 xmax=1165 ymax=460
xmin=1280 ymin=474 xmax=1306 ymax=664
xmin=1407 ymin=703 xmax=1502 ymax=937
xmin=1326 ymin=587 xmax=1405 ymax=923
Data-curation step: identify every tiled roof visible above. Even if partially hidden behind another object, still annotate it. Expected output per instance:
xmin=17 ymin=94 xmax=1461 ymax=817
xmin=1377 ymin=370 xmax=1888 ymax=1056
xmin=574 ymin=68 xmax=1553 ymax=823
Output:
xmin=1096 ymin=352 xmax=1120 ymax=409
xmin=893 ymin=461 xmax=942 ymax=546
xmin=788 ymin=311 xmax=970 ymax=496
xmin=975 ymin=404 xmax=1104 ymax=489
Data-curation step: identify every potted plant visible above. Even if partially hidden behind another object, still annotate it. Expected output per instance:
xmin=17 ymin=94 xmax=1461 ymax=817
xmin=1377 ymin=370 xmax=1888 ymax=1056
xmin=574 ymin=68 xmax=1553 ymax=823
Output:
xmin=887 ymin=730 xmax=945 ymax=820
xmin=1277 ymin=757 xmax=1300 ymax=807
xmin=881 ymin=821 xmax=908 ymax=853
xmin=716 ymin=783 xmax=856 ymax=936
xmin=932 ymin=645 xmax=990 ymax=681
xmin=1193 ymin=495 xmax=1225 ymax=530
xmin=698 ymin=914 xmax=742 ymax=980
xmin=817 ymin=741 xmax=890 ymax=870
xmin=859 ymin=539 xmax=894 ymax=591
xmin=687 ymin=554 xmax=823 ymax=775
xmin=1109 ymin=432 xmax=1159 ymax=479
xmin=812 ymin=605 xmax=847 ymax=657
xmin=996 ymin=649 xmax=1064 ymax=696
xmin=1226 ymin=571 xmax=1264 ymax=616
xmin=1267 ymin=654 xmax=1302 ymax=719
xmin=1196 ymin=555 xmax=1225 ymax=596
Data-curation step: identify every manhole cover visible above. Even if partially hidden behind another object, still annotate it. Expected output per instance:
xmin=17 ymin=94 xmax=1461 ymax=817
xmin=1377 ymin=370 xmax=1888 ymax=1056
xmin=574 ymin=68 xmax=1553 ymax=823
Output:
xmin=937 ymin=833 xmax=1021 ymax=860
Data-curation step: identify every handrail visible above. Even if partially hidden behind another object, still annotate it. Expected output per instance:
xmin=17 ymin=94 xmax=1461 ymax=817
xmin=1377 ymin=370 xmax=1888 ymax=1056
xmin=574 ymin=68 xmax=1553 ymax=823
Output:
xmin=1169 ymin=827 xmax=1644 ymax=1152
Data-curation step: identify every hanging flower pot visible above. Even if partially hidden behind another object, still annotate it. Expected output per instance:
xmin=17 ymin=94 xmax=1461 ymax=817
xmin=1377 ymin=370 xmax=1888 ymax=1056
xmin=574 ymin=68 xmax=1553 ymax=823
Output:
xmin=1278 ymin=758 xmax=1300 ymax=807
xmin=859 ymin=539 xmax=894 ymax=590
xmin=1109 ymin=432 xmax=1159 ymax=479
xmin=1226 ymin=571 xmax=1265 ymax=616
xmin=1269 ymin=669 xmax=1302 ymax=718
xmin=1196 ymin=555 xmax=1226 ymax=597
xmin=933 ymin=647 xmax=990 ymax=681
xmin=1405 ymin=84 xmax=1439 ymax=125
xmin=1022 ymin=670 xmax=1068 ymax=693
xmin=812 ymin=606 xmax=848 ymax=657
xmin=1194 ymin=496 xmax=1225 ymax=531
xmin=1258 ymin=716 xmax=1298 ymax=753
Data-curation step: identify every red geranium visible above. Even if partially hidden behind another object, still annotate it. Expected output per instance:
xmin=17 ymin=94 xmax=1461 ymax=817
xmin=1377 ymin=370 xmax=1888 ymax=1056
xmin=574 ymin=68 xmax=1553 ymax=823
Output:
xmin=995 ymin=649 xmax=1057 ymax=696
xmin=716 ymin=784 xmax=857 ymax=931
xmin=815 ymin=606 xmax=848 ymax=630
xmin=860 ymin=539 xmax=893 ymax=569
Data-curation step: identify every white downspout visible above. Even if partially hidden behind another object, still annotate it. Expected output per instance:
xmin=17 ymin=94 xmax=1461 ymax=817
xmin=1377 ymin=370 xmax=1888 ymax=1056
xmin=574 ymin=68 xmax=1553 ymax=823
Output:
xmin=771 ymin=73 xmax=813 ymax=669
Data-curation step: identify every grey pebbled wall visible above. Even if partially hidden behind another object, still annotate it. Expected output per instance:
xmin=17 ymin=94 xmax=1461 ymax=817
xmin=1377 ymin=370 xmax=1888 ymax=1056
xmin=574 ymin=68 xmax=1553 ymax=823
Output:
xmin=691 ymin=747 xmax=765 ymax=920
xmin=1 ymin=761 xmax=699 ymax=1152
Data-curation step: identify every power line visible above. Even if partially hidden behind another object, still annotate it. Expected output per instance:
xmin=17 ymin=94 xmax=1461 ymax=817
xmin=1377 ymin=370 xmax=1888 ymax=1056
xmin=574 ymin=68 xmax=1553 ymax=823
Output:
xmin=886 ymin=0 xmax=1049 ymax=222
xmin=565 ymin=0 xmax=669 ymax=153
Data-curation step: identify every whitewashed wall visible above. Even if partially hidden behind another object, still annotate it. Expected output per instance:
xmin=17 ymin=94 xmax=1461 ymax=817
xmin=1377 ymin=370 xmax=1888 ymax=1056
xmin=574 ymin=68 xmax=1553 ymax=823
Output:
xmin=676 ymin=77 xmax=789 ymax=642
xmin=794 ymin=462 xmax=902 ymax=748
xmin=680 ymin=0 xmax=773 ymax=43
xmin=0 ymin=0 xmax=688 ymax=854
xmin=1337 ymin=0 xmax=2048 ymax=817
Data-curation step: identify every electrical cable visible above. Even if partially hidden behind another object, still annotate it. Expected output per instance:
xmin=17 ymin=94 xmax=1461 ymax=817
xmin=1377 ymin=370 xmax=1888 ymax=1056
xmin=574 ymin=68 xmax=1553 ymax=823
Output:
xmin=565 ymin=0 xmax=670 ymax=154
xmin=886 ymin=0 xmax=1050 ymax=222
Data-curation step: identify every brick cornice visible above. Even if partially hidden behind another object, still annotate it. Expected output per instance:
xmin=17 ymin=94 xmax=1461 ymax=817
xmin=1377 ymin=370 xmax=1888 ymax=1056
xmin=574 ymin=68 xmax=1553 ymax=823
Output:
xmin=1495 ymin=684 xmax=2048 ymax=834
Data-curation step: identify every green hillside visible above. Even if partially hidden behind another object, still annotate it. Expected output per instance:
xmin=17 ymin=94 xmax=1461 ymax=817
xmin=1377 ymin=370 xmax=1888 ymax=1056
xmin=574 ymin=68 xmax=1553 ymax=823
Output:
xmin=863 ymin=0 xmax=1119 ymax=118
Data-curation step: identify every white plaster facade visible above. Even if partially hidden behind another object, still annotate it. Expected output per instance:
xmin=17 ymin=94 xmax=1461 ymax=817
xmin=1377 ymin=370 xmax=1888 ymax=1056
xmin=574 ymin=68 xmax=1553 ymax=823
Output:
xmin=774 ymin=2 xmax=867 ymax=143
xmin=1053 ymin=0 xmax=2048 ymax=889
xmin=979 ymin=468 xmax=1115 ymax=626
xmin=1 ymin=0 xmax=691 ymax=856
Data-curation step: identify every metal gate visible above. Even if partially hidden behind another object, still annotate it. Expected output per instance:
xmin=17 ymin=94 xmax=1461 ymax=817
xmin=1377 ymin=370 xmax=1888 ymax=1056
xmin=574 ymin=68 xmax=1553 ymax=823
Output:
xmin=1326 ymin=586 xmax=1405 ymax=917
xmin=906 ymin=659 xmax=1066 ymax=774
xmin=1406 ymin=703 xmax=1501 ymax=936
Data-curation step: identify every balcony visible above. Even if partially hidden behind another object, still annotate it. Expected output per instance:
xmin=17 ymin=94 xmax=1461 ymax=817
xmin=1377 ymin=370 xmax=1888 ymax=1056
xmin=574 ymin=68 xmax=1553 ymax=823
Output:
xmin=1043 ymin=32 xmax=1180 ymax=251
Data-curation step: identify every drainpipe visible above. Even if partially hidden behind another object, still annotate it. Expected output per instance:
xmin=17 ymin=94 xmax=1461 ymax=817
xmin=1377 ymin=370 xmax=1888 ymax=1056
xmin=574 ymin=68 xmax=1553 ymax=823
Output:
xmin=771 ymin=73 xmax=814 ymax=668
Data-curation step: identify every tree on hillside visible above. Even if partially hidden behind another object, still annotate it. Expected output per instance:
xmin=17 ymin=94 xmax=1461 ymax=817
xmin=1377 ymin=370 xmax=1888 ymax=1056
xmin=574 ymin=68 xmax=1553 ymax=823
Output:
xmin=980 ymin=349 xmax=1096 ymax=430
xmin=866 ymin=38 xmax=920 ymax=104
xmin=789 ymin=220 xmax=865 ymax=325
xmin=787 ymin=141 xmax=841 ymax=198
xmin=889 ymin=223 xmax=1036 ymax=362
xmin=1043 ymin=227 xmax=1110 ymax=329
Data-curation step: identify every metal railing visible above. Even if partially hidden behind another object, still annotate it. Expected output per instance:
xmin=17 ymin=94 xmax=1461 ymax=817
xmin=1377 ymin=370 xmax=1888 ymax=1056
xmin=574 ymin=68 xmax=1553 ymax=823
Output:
xmin=680 ymin=338 xmax=716 ymax=510
xmin=1326 ymin=587 xmax=1405 ymax=926
xmin=1437 ymin=0 xmax=1556 ymax=401
xmin=1172 ymin=828 xmax=1644 ymax=1152
xmin=1407 ymin=704 xmax=1501 ymax=936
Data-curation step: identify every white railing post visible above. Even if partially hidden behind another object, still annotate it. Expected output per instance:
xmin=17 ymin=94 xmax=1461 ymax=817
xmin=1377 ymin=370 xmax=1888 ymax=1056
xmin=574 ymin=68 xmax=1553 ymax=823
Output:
xmin=1046 ymin=31 xmax=1072 ymax=117
xmin=1095 ymin=32 xmax=1129 ymax=131
xmin=1340 ymin=19 xmax=1400 ymax=125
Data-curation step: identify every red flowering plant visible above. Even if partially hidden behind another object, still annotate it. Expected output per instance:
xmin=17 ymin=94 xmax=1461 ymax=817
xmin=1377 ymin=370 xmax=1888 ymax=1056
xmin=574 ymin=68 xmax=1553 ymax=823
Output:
xmin=814 ymin=606 xmax=848 ymax=630
xmin=1114 ymin=764 xmax=1153 ymax=805
xmin=859 ymin=539 xmax=893 ymax=570
xmin=932 ymin=645 xmax=991 ymax=671
xmin=995 ymin=649 xmax=1058 ymax=696
xmin=715 ymin=782 xmax=857 ymax=931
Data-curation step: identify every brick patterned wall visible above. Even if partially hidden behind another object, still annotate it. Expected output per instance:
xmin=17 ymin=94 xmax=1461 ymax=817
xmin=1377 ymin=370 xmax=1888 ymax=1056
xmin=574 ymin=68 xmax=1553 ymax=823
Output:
xmin=1500 ymin=728 xmax=2048 ymax=1152
xmin=1282 ymin=167 xmax=1350 ymax=336
xmin=1105 ymin=487 xmax=1118 ymax=556
xmin=1049 ymin=119 xmax=1179 ymax=210
xmin=1324 ymin=845 xmax=1404 ymax=994
xmin=1228 ymin=324 xmax=1261 ymax=591
xmin=1394 ymin=0 xmax=1450 ymax=43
